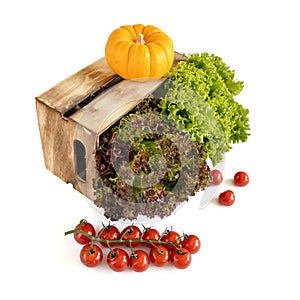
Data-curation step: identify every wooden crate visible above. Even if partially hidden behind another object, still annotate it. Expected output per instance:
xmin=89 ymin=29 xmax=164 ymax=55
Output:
xmin=36 ymin=53 xmax=183 ymax=201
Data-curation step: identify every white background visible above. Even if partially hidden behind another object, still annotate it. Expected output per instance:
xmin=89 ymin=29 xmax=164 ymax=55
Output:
xmin=1 ymin=0 xmax=299 ymax=299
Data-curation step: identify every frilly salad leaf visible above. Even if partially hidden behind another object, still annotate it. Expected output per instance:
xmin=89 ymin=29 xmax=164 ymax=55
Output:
xmin=159 ymin=81 xmax=227 ymax=165
xmin=168 ymin=52 xmax=250 ymax=152
xmin=94 ymin=98 xmax=210 ymax=221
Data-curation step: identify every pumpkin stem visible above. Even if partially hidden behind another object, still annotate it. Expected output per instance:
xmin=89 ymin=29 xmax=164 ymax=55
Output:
xmin=136 ymin=33 xmax=145 ymax=45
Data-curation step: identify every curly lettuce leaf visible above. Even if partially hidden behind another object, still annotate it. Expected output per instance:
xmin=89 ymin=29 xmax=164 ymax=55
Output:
xmin=159 ymin=81 xmax=227 ymax=165
xmin=168 ymin=52 xmax=250 ymax=151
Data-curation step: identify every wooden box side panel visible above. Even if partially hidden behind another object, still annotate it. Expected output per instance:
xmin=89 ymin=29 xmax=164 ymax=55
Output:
xmin=36 ymin=99 xmax=77 ymax=185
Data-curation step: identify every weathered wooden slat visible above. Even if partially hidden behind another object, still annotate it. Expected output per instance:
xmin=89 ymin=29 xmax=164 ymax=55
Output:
xmin=69 ymin=78 xmax=166 ymax=134
xmin=36 ymin=57 xmax=116 ymax=114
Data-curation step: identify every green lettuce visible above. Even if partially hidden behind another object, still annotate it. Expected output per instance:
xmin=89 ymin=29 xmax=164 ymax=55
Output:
xmin=168 ymin=52 xmax=250 ymax=155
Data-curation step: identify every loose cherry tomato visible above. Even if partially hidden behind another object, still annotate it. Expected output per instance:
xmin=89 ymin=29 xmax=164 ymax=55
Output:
xmin=234 ymin=171 xmax=249 ymax=187
xmin=182 ymin=234 xmax=201 ymax=254
xmin=98 ymin=224 xmax=121 ymax=247
xmin=107 ymin=248 xmax=129 ymax=272
xmin=142 ymin=227 xmax=160 ymax=248
xmin=171 ymin=247 xmax=192 ymax=269
xmin=121 ymin=225 xmax=142 ymax=247
xmin=74 ymin=219 xmax=96 ymax=245
xmin=149 ymin=245 xmax=170 ymax=267
xmin=80 ymin=244 xmax=103 ymax=268
xmin=129 ymin=250 xmax=150 ymax=272
xmin=210 ymin=169 xmax=223 ymax=185
xmin=161 ymin=230 xmax=181 ymax=251
xmin=218 ymin=190 xmax=235 ymax=206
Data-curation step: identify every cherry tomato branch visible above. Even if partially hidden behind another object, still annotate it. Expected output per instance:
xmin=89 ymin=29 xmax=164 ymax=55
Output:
xmin=65 ymin=227 xmax=182 ymax=249
xmin=65 ymin=220 xmax=201 ymax=271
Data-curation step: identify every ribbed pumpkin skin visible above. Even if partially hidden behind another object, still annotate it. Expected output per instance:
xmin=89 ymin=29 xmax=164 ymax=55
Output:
xmin=105 ymin=24 xmax=174 ymax=79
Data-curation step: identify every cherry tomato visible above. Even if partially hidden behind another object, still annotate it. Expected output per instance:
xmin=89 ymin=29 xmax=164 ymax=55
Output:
xmin=210 ymin=169 xmax=223 ymax=185
xmin=218 ymin=190 xmax=235 ymax=206
xmin=234 ymin=171 xmax=249 ymax=187
xmin=107 ymin=248 xmax=129 ymax=272
xmin=121 ymin=225 xmax=142 ymax=247
xmin=98 ymin=224 xmax=121 ymax=247
xmin=142 ymin=227 xmax=160 ymax=248
xmin=74 ymin=219 xmax=96 ymax=245
xmin=161 ymin=230 xmax=181 ymax=251
xmin=129 ymin=250 xmax=150 ymax=272
xmin=171 ymin=247 xmax=192 ymax=269
xmin=149 ymin=245 xmax=170 ymax=267
xmin=80 ymin=244 xmax=103 ymax=268
xmin=182 ymin=234 xmax=201 ymax=254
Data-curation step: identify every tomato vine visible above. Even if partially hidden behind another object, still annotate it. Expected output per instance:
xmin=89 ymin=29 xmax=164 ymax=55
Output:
xmin=65 ymin=220 xmax=201 ymax=271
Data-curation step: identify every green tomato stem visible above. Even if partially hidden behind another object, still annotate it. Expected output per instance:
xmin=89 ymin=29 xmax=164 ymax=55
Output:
xmin=65 ymin=228 xmax=181 ymax=249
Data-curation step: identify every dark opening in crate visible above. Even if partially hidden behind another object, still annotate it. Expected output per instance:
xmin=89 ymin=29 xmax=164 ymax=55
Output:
xmin=74 ymin=140 xmax=87 ymax=182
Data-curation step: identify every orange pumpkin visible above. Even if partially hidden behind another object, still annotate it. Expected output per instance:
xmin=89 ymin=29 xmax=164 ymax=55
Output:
xmin=105 ymin=24 xmax=174 ymax=80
